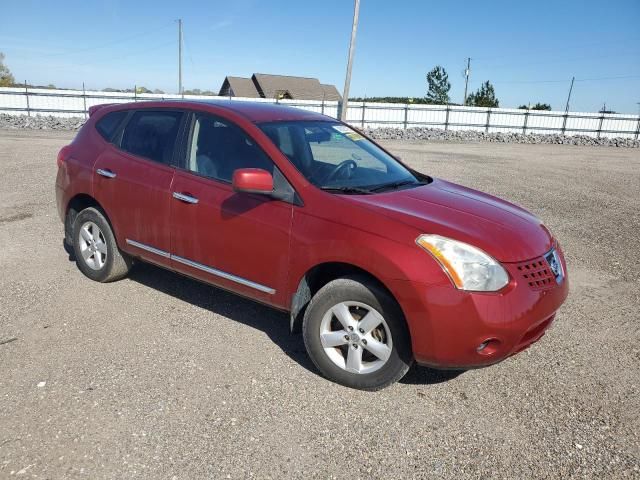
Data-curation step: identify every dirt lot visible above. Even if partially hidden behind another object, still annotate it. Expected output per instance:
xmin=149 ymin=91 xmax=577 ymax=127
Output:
xmin=1 ymin=129 xmax=639 ymax=479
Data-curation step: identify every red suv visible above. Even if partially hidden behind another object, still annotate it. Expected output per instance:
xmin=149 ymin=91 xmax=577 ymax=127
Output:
xmin=56 ymin=101 xmax=568 ymax=390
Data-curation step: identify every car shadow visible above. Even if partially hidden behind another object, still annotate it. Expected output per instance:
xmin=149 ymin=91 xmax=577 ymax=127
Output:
xmin=400 ymin=365 xmax=465 ymax=385
xmin=128 ymin=262 xmax=318 ymax=373
xmin=63 ymin=238 xmax=74 ymax=259
xmin=126 ymin=261 xmax=316 ymax=371
xmin=64 ymin=241 xmax=463 ymax=387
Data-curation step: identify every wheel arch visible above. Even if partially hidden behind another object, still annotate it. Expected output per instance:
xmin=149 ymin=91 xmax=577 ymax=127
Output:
xmin=64 ymin=194 xmax=114 ymax=246
xmin=289 ymin=261 xmax=406 ymax=334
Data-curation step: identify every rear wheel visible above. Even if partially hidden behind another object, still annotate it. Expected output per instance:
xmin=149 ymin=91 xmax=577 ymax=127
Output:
xmin=71 ymin=207 xmax=131 ymax=282
xmin=302 ymin=276 xmax=412 ymax=390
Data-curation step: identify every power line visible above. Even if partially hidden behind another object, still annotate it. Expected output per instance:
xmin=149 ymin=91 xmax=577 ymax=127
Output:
xmin=491 ymin=74 xmax=640 ymax=84
xmin=492 ymin=79 xmax=576 ymax=84
xmin=471 ymin=40 xmax=638 ymax=63
xmin=35 ymin=22 xmax=174 ymax=58
xmin=575 ymin=74 xmax=640 ymax=82
xmin=477 ymin=51 xmax=640 ymax=71
xmin=32 ymin=40 xmax=175 ymax=70
xmin=181 ymin=30 xmax=197 ymax=72
xmin=73 ymin=40 xmax=175 ymax=68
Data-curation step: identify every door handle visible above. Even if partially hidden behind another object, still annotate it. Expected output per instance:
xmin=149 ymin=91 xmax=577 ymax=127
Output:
xmin=96 ymin=168 xmax=116 ymax=179
xmin=173 ymin=192 xmax=199 ymax=204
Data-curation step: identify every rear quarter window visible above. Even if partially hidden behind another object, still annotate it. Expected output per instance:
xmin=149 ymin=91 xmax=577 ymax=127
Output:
xmin=95 ymin=111 xmax=128 ymax=141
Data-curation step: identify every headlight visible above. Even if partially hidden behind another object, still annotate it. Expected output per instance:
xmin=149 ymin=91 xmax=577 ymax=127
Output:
xmin=416 ymin=234 xmax=509 ymax=292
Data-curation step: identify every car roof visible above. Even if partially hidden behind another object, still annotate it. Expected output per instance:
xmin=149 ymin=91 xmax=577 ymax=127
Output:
xmin=116 ymin=99 xmax=336 ymax=124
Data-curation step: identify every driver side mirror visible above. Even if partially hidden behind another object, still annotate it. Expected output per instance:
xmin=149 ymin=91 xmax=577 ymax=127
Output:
xmin=232 ymin=168 xmax=274 ymax=195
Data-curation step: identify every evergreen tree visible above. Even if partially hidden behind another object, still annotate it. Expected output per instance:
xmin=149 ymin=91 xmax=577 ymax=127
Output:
xmin=425 ymin=66 xmax=451 ymax=104
xmin=518 ymin=103 xmax=551 ymax=110
xmin=466 ymin=81 xmax=499 ymax=107
xmin=0 ymin=53 xmax=15 ymax=87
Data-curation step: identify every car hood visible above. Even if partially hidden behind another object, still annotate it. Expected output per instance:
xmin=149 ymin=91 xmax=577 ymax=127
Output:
xmin=348 ymin=178 xmax=553 ymax=262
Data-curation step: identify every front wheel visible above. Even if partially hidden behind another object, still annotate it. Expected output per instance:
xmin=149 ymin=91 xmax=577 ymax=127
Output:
xmin=302 ymin=276 xmax=412 ymax=390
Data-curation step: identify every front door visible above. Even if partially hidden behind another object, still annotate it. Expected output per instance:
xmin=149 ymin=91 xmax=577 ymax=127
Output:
xmin=170 ymin=112 xmax=294 ymax=307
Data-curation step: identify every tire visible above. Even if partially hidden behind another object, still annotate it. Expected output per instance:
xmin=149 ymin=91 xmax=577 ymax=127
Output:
xmin=71 ymin=207 xmax=131 ymax=283
xmin=302 ymin=275 xmax=413 ymax=391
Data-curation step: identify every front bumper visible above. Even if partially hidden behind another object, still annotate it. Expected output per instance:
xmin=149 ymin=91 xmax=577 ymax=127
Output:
xmin=388 ymin=251 xmax=569 ymax=369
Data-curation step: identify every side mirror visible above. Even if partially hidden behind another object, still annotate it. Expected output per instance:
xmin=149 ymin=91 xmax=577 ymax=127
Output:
xmin=232 ymin=168 xmax=274 ymax=195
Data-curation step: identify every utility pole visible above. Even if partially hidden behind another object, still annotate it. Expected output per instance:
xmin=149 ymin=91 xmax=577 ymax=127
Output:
xmin=178 ymin=19 xmax=183 ymax=96
xmin=635 ymin=103 xmax=640 ymax=141
xmin=561 ymin=76 xmax=575 ymax=135
xmin=564 ymin=76 xmax=575 ymax=112
xmin=462 ymin=57 xmax=471 ymax=105
xmin=340 ymin=0 xmax=360 ymax=121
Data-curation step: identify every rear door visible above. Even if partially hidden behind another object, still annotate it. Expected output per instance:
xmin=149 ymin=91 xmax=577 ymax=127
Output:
xmin=169 ymin=111 xmax=294 ymax=307
xmin=93 ymin=109 xmax=184 ymax=265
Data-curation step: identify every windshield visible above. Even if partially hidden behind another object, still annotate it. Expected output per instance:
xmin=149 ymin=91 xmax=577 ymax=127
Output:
xmin=258 ymin=121 xmax=423 ymax=193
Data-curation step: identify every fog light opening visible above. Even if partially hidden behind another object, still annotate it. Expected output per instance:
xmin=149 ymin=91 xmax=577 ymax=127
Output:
xmin=476 ymin=338 xmax=500 ymax=355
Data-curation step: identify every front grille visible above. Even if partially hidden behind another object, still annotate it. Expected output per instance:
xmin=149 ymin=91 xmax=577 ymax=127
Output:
xmin=516 ymin=258 xmax=555 ymax=291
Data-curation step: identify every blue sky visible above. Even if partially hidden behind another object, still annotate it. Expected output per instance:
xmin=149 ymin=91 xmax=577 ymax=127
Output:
xmin=2 ymin=0 xmax=639 ymax=113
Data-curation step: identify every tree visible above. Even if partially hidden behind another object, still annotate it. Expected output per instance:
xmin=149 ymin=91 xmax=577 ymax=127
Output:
xmin=135 ymin=86 xmax=152 ymax=94
xmin=425 ymin=66 xmax=450 ymax=104
xmin=183 ymin=88 xmax=217 ymax=96
xmin=152 ymin=88 xmax=165 ymax=94
xmin=599 ymin=105 xmax=616 ymax=114
xmin=0 ymin=52 xmax=15 ymax=87
xmin=349 ymin=96 xmax=437 ymax=105
xmin=518 ymin=103 xmax=551 ymax=110
xmin=466 ymin=81 xmax=499 ymax=107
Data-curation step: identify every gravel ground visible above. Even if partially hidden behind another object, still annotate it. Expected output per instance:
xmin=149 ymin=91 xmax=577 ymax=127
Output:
xmin=0 ymin=130 xmax=639 ymax=479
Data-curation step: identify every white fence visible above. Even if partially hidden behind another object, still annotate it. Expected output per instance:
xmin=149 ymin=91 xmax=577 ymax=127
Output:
xmin=1 ymin=86 xmax=639 ymax=139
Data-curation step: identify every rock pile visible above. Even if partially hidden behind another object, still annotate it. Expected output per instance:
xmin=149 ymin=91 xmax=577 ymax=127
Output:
xmin=364 ymin=126 xmax=639 ymax=148
xmin=0 ymin=114 xmax=86 ymax=131
xmin=1 ymin=113 xmax=638 ymax=147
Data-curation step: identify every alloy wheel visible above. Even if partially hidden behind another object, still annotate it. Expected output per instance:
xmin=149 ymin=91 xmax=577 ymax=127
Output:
xmin=319 ymin=301 xmax=393 ymax=374
xmin=78 ymin=221 xmax=107 ymax=270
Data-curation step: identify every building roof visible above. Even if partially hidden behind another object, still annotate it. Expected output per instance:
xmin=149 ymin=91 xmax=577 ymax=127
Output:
xmin=254 ymin=74 xmax=329 ymax=101
xmin=218 ymin=73 xmax=342 ymax=101
xmin=319 ymin=83 xmax=342 ymax=101
xmin=219 ymin=76 xmax=260 ymax=98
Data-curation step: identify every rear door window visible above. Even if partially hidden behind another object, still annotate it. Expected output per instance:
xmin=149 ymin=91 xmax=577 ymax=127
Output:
xmin=95 ymin=111 xmax=127 ymax=141
xmin=120 ymin=110 xmax=183 ymax=165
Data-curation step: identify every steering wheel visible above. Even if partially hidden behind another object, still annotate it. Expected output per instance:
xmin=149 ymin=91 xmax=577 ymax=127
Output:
xmin=324 ymin=159 xmax=357 ymax=184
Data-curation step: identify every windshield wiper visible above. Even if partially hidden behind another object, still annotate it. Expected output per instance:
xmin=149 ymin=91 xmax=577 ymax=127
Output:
xmin=319 ymin=186 xmax=372 ymax=195
xmin=369 ymin=180 xmax=421 ymax=193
